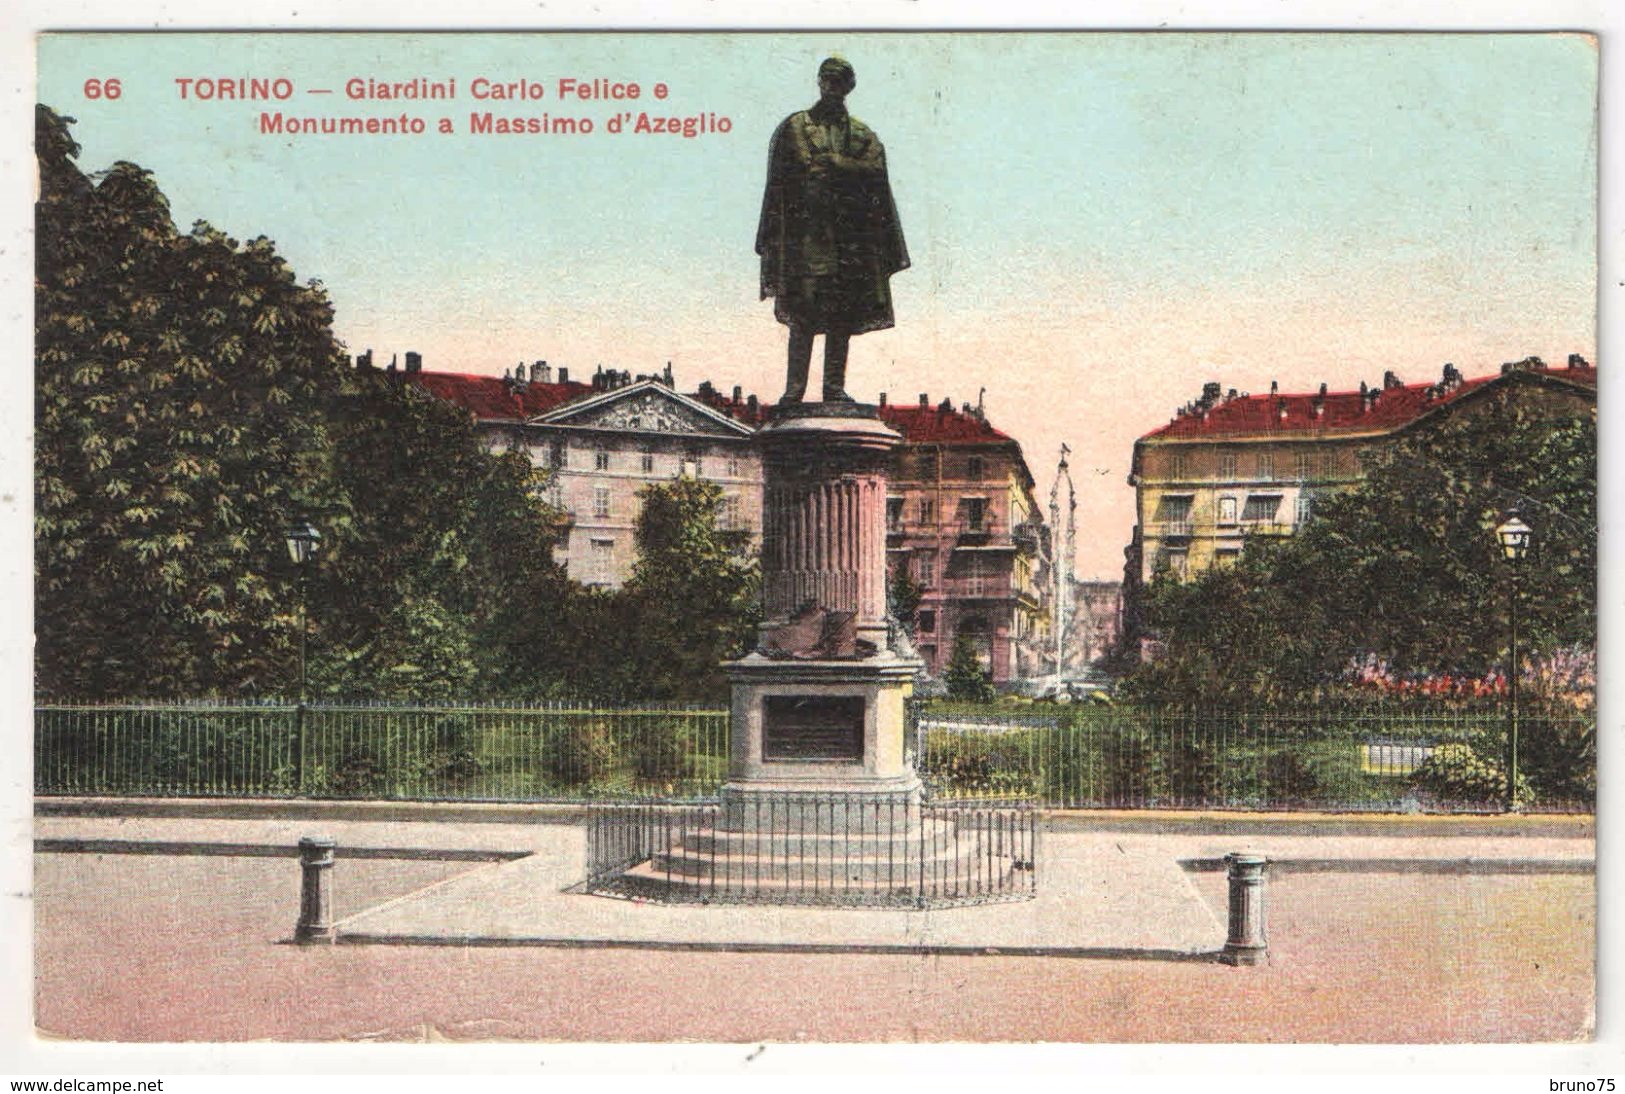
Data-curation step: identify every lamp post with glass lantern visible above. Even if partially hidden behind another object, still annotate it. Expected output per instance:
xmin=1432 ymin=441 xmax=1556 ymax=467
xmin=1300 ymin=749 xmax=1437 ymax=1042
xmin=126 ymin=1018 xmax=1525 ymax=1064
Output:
xmin=1495 ymin=510 xmax=1532 ymax=811
xmin=285 ymin=518 xmax=321 ymax=791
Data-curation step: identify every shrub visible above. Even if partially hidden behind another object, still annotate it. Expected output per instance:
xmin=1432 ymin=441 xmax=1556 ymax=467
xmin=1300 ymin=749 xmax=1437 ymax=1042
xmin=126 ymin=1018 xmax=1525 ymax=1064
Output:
xmin=918 ymin=729 xmax=1039 ymax=798
xmin=545 ymin=717 xmax=620 ymax=788
xmin=628 ymin=719 xmax=699 ymax=787
xmin=1412 ymin=741 xmax=1531 ymax=805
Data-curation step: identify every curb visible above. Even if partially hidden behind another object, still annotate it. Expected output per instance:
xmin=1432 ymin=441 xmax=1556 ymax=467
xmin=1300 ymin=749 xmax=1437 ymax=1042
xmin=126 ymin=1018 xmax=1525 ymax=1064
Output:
xmin=34 ymin=796 xmax=1594 ymax=839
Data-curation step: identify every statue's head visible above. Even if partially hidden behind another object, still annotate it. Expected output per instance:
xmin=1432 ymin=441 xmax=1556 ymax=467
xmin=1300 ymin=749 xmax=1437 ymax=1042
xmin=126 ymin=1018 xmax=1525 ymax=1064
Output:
xmin=817 ymin=56 xmax=856 ymax=98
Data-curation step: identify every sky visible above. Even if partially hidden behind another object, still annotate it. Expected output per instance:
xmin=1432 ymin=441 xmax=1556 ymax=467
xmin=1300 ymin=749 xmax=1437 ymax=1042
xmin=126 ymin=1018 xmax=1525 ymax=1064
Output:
xmin=35 ymin=31 xmax=1598 ymax=578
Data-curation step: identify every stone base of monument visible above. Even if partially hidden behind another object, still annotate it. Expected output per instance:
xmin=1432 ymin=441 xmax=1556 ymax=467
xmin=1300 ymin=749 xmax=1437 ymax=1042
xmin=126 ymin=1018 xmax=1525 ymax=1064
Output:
xmin=588 ymin=797 xmax=1037 ymax=907
xmin=579 ymin=399 xmax=1040 ymax=908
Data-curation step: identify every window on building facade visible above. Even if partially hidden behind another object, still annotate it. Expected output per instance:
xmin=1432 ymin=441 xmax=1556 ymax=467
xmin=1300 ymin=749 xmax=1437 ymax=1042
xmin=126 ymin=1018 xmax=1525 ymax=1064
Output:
xmin=887 ymin=497 xmax=904 ymax=531
xmin=1241 ymin=493 xmax=1282 ymax=523
xmin=728 ymin=455 xmax=741 ymax=478
xmin=640 ymin=450 xmax=655 ymax=474
xmin=1256 ymin=451 xmax=1274 ymax=479
xmin=966 ymin=455 xmax=985 ymax=480
xmin=551 ymin=440 xmax=568 ymax=469
xmin=1217 ymin=495 xmax=1238 ymax=525
xmin=1218 ymin=450 xmax=1238 ymax=479
xmin=1169 ymin=452 xmax=1188 ymax=480
xmin=1295 ymin=492 xmax=1314 ymax=525
xmin=965 ymin=556 xmax=988 ymax=596
xmin=1295 ymin=451 xmax=1312 ymax=480
xmin=589 ymin=538 xmax=614 ymax=584
xmin=1164 ymin=549 xmax=1189 ymax=579
xmin=965 ymin=497 xmax=988 ymax=532
xmin=682 ymin=456 xmax=703 ymax=478
xmin=1216 ymin=548 xmax=1240 ymax=568
xmin=916 ymin=552 xmax=936 ymax=587
xmin=918 ymin=610 xmax=936 ymax=634
xmin=1152 ymin=494 xmax=1193 ymax=530
xmin=919 ymin=497 xmax=935 ymax=524
xmin=721 ymin=495 xmax=741 ymax=530
xmin=1319 ymin=450 xmax=1339 ymax=478
xmin=593 ymin=486 xmax=611 ymax=519
xmin=594 ymin=449 xmax=611 ymax=471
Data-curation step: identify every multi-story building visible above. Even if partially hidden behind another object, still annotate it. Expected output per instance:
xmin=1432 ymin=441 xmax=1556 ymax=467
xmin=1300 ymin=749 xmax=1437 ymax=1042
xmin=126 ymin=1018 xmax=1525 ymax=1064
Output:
xmin=879 ymin=393 xmax=1046 ymax=687
xmin=1123 ymin=355 xmax=1597 ymax=643
xmin=393 ymin=354 xmax=1050 ymax=685
xmin=1071 ymin=580 xmax=1123 ymax=667
xmin=399 ymin=357 xmax=763 ymax=589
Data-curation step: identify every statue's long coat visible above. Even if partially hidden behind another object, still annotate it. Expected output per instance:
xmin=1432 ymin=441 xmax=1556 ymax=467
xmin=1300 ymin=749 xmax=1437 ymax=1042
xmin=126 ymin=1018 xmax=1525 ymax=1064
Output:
xmin=755 ymin=102 xmax=909 ymax=335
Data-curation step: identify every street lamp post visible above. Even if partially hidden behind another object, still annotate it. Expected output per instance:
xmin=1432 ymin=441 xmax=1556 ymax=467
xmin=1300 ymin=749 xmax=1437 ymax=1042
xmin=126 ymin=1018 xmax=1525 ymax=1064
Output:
xmin=285 ymin=518 xmax=321 ymax=793
xmin=1495 ymin=510 xmax=1532 ymax=812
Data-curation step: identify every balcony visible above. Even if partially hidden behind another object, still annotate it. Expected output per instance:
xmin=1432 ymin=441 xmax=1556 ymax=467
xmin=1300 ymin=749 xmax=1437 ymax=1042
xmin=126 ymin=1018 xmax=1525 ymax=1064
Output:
xmin=1152 ymin=520 xmax=1194 ymax=539
xmin=1011 ymin=522 xmax=1041 ymax=556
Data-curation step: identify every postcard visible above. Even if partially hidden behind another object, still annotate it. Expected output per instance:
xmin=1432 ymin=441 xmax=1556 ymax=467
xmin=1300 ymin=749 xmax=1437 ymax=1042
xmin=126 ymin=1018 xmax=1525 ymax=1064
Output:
xmin=21 ymin=26 xmax=1601 ymax=1064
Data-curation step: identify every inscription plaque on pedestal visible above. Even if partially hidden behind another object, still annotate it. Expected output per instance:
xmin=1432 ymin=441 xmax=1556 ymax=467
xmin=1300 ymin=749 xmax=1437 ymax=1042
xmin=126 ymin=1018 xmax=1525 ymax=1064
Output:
xmin=762 ymin=696 xmax=865 ymax=762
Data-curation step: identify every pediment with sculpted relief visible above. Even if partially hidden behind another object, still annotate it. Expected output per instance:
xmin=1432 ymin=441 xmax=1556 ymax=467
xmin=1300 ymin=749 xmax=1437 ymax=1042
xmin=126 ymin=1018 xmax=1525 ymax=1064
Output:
xmin=534 ymin=385 xmax=753 ymax=438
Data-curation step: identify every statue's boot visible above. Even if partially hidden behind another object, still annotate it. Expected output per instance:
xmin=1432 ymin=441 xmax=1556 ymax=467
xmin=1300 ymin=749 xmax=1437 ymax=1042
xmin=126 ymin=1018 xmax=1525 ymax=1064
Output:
xmin=821 ymin=344 xmax=854 ymax=402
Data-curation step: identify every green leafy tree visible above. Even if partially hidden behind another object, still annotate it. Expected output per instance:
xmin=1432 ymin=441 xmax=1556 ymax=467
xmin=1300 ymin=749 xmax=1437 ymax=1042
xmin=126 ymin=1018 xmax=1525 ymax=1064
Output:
xmin=1130 ymin=386 xmax=1595 ymax=703
xmin=888 ymin=566 xmax=924 ymax=636
xmin=618 ymin=476 xmax=760 ymax=702
xmin=35 ymin=105 xmax=348 ymax=697
xmin=944 ymin=633 xmax=996 ymax=702
xmin=35 ymin=104 xmax=574 ymax=701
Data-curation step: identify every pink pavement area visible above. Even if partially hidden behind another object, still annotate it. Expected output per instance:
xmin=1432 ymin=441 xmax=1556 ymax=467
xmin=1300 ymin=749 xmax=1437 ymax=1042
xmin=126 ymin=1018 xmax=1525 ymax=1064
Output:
xmin=31 ymin=809 xmax=1595 ymax=1044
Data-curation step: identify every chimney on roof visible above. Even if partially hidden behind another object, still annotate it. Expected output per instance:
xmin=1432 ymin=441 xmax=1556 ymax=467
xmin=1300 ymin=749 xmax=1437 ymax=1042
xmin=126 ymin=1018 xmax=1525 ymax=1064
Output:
xmin=515 ymin=362 xmax=528 ymax=383
xmin=879 ymin=392 xmax=887 ymax=406
xmin=1319 ymin=382 xmax=1328 ymax=397
xmin=1227 ymin=388 xmax=1238 ymax=400
xmin=1277 ymin=398 xmax=1288 ymax=421
xmin=1359 ymin=380 xmax=1368 ymax=396
xmin=1314 ymin=383 xmax=1327 ymax=418
xmin=620 ymin=370 xmax=631 ymax=387
xmin=1201 ymin=381 xmax=1222 ymax=405
xmin=535 ymin=360 xmax=551 ymax=384
xmin=558 ymin=366 xmax=569 ymax=385
xmin=1270 ymin=380 xmax=1278 ymax=395
xmin=1568 ymin=353 xmax=1591 ymax=370
xmin=747 ymin=394 xmax=759 ymax=414
xmin=405 ymin=351 xmax=421 ymax=374
xmin=1383 ymin=370 xmax=1403 ymax=390
xmin=355 ymin=349 xmax=374 ymax=370
xmin=386 ymin=353 xmax=398 ymax=373
xmin=663 ymin=361 xmax=674 ymax=387
xmin=919 ymin=392 xmax=929 ymax=407
xmin=939 ymin=398 xmax=952 ymax=413
xmin=732 ymin=385 xmax=743 ymax=402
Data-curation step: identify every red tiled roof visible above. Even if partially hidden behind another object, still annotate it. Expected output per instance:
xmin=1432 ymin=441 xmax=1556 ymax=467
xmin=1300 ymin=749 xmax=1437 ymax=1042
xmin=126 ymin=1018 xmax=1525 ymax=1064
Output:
xmin=402 ymin=367 xmax=1021 ymax=448
xmin=876 ymin=404 xmax=1015 ymax=445
xmin=694 ymin=388 xmax=1017 ymax=446
xmin=400 ymin=370 xmax=593 ymax=421
xmin=1142 ymin=359 xmax=1595 ymax=441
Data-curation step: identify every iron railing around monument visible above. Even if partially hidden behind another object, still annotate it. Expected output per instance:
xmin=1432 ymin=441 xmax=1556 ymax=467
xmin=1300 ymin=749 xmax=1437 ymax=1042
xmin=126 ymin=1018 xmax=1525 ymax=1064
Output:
xmin=584 ymin=794 xmax=1039 ymax=908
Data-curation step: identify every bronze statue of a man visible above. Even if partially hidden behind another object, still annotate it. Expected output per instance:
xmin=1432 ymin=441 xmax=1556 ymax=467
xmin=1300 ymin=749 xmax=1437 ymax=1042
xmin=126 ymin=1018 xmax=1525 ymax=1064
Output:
xmin=756 ymin=56 xmax=909 ymax=404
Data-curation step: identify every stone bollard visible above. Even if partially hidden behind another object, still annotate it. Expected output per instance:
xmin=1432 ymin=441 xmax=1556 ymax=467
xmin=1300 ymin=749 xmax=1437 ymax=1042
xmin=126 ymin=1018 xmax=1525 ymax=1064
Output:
xmin=295 ymin=835 xmax=337 ymax=944
xmin=1220 ymin=851 xmax=1267 ymax=966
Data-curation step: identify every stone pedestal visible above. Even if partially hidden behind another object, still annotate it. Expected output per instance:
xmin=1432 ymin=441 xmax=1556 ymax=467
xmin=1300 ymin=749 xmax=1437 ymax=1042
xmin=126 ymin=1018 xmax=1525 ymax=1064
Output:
xmin=722 ymin=403 xmax=924 ymax=824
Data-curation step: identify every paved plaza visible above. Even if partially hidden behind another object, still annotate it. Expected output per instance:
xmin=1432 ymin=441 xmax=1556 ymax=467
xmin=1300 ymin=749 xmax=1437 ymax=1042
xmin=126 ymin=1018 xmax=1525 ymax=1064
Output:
xmin=31 ymin=802 xmax=1596 ymax=1043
